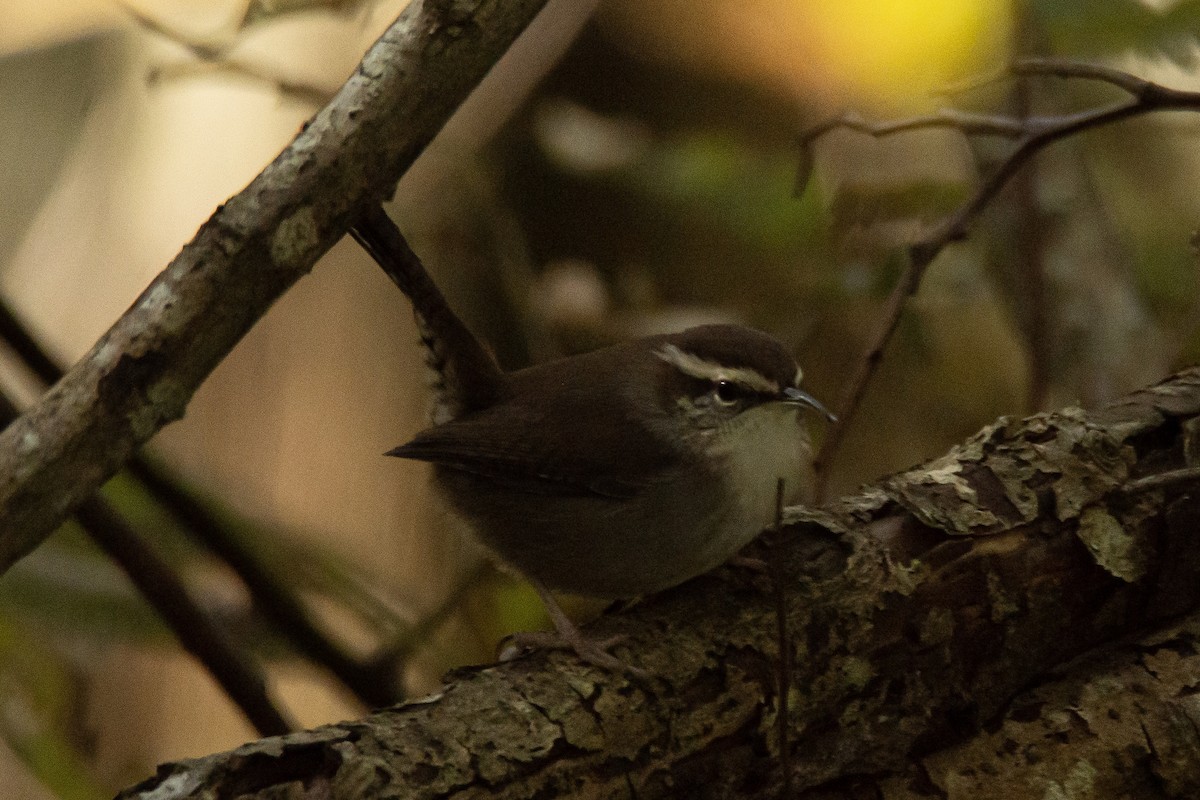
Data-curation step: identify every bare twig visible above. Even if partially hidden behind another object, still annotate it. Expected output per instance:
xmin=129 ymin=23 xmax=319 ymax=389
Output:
xmin=801 ymin=108 xmax=1029 ymax=142
xmin=237 ymin=0 xmax=371 ymax=31
xmin=806 ymin=59 xmax=1200 ymax=492
xmin=766 ymin=478 xmax=792 ymax=797
xmin=123 ymin=3 xmax=335 ymax=104
xmin=0 ymin=388 xmax=19 ymax=423
xmin=1008 ymin=73 xmax=1053 ymax=411
xmin=119 ymin=3 xmax=230 ymax=61
xmin=364 ymin=562 xmax=490 ymax=676
xmin=1121 ymin=466 xmax=1200 ymax=495
xmin=76 ymin=495 xmax=294 ymax=737
xmin=147 ymin=61 xmax=334 ymax=107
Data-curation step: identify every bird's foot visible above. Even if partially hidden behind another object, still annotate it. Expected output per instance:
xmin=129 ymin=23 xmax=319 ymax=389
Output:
xmin=502 ymin=578 xmax=651 ymax=680
xmin=502 ymin=630 xmax=647 ymax=679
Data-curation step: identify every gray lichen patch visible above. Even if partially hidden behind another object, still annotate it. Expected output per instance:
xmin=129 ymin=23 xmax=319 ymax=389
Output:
xmin=1143 ymin=371 xmax=1200 ymax=416
xmin=271 ymin=207 xmax=321 ymax=269
xmin=1075 ymin=506 xmax=1151 ymax=583
xmin=1044 ymin=758 xmax=1100 ymax=800
xmin=467 ymin=695 xmax=565 ymax=781
xmin=590 ymin=685 xmax=663 ymax=760
xmin=983 ymin=452 xmax=1041 ymax=521
xmin=329 ymin=752 xmax=390 ymax=798
xmin=1184 ymin=416 xmax=1200 ymax=466
xmin=1034 ymin=411 xmax=1131 ymax=522
xmin=838 ymin=656 xmax=876 ymax=691
xmin=892 ymin=458 xmax=1005 ymax=533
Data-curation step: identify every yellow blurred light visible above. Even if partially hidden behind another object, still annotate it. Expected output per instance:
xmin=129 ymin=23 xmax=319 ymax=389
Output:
xmin=806 ymin=0 xmax=1012 ymax=111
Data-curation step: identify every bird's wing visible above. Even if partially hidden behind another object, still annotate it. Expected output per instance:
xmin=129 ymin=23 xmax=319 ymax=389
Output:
xmin=387 ymin=404 xmax=674 ymax=499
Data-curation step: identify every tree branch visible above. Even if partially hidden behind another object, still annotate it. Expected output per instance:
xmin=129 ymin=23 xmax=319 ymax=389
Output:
xmin=0 ymin=0 xmax=554 ymax=571
xmin=117 ymin=366 xmax=1200 ymax=798
xmin=869 ymin=612 xmax=1200 ymax=799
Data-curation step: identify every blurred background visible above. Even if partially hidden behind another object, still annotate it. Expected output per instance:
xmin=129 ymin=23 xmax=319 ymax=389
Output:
xmin=1 ymin=0 xmax=1198 ymax=796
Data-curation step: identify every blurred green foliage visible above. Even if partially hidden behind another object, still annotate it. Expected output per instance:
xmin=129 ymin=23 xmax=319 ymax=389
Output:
xmin=0 ymin=618 xmax=105 ymax=800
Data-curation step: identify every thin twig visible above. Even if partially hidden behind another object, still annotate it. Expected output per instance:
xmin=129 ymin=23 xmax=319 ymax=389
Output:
xmin=1121 ymin=467 xmax=1200 ymax=495
xmin=1011 ymin=58 xmax=1164 ymax=96
xmin=76 ymin=496 xmax=293 ymax=737
xmin=125 ymin=5 xmax=337 ymax=112
xmin=0 ymin=389 xmax=19 ymax=423
xmin=147 ymin=61 xmax=333 ymax=107
xmin=1008 ymin=73 xmax=1052 ymax=411
xmin=806 ymin=60 xmax=1200 ymax=494
xmin=801 ymin=108 xmax=1029 ymax=143
xmin=365 ymin=562 xmax=490 ymax=673
xmin=119 ymin=2 xmax=233 ymax=62
xmin=767 ymin=478 xmax=792 ymax=797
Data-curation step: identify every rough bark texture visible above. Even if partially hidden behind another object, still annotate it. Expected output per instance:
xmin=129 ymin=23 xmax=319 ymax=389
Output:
xmin=0 ymin=0 xmax=551 ymax=571
xmin=868 ymin=613 xmax=1200 ymax=800
xmin=116 ymin=367 xmax=1200 ymax=799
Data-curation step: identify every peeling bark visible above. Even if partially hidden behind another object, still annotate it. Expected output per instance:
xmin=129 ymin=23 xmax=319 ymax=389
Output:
xmin=117 ymin=368 xmax=1200 ymax=799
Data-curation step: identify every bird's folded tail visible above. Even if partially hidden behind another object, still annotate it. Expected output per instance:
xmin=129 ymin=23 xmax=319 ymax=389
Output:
xmin=350 ymin=204 xmax=503 ymax=423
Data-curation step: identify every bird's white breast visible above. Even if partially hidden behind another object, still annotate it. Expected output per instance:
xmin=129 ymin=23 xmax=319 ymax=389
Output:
xmin=695 ymin=403 xmax=811 ymax=567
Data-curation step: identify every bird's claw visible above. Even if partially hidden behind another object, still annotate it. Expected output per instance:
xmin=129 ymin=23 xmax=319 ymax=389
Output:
xmin=501 ymin=630 xmax=650 ymax=680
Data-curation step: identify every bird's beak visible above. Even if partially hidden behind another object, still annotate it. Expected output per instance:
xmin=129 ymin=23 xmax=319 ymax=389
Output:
xmin=782 ymin=386 xmax=837 ymax=422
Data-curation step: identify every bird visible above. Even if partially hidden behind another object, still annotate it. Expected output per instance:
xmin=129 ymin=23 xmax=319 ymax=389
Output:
xmin=351 ymin=204 xmax=833 ymax=674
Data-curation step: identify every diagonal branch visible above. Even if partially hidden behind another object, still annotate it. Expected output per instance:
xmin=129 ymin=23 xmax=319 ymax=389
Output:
xmin=805 ymin=58 xmax=1200 ymax=489
xmin=0 ymin=0 xmax=555 ymax=572
xmin=77 ymin=495 xmax=295 ymax=738
xmin=0 ymin=296 xmax=406 ymax=708
xmin=0 ymin=386 xmax=296 ymax=737
xmin=128 ymin=457 xmax=408 ymax=709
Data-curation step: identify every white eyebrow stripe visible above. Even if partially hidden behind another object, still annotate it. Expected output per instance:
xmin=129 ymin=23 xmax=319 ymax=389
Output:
xmin=655 ymin=344 xmax=779 ymax=394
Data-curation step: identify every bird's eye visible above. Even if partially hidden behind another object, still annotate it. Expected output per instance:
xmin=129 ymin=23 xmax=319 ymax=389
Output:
xmin=714 ymin=380 xmax=743 ymax=405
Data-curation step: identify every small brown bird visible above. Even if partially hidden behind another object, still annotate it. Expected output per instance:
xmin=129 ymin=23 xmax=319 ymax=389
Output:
xmin=352 ymin=206 xmax=832 ymax=673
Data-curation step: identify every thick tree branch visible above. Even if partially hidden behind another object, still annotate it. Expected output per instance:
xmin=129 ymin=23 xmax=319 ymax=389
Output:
xmin=117 ymin=367 xmax=1200 ymax=798
xmin=0 ymin=0 xmax=553 ymax=571
xmin=871 ymin=612 xmax=1200 ymax=799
